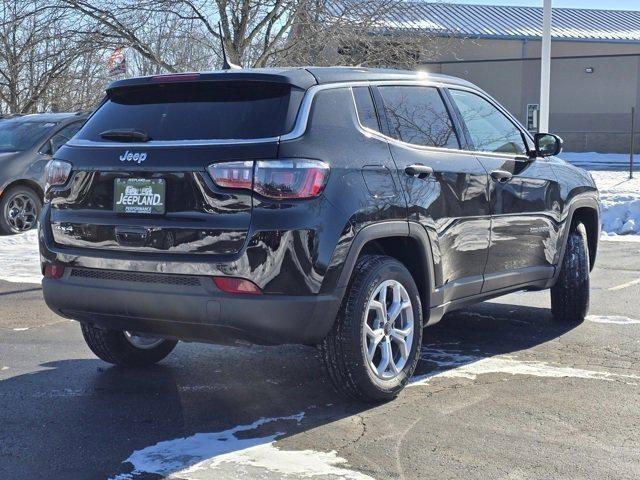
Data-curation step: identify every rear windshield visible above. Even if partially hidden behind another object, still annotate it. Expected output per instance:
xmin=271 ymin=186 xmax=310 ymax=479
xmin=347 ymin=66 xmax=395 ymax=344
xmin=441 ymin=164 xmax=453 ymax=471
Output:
xmin=77 ymin=81 xmax=302 ymax=142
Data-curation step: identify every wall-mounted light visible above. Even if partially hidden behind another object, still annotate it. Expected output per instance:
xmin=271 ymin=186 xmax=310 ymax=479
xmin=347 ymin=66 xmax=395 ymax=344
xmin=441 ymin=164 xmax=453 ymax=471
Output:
xmin=585 ymin=67 xmax=594 ymax=74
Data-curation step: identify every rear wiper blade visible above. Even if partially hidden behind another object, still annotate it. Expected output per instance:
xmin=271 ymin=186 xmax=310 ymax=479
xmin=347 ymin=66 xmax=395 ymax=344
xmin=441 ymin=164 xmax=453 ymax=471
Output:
xmin=99 ymin=129 xmax=151 ymax=142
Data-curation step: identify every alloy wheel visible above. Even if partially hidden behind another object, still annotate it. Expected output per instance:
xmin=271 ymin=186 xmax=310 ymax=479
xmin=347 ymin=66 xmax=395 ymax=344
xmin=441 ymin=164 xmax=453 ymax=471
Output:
xmin=363 ymin=279 xmax=414 ymax=379
xmin=5 ymin=193 xmax=37 ymax=232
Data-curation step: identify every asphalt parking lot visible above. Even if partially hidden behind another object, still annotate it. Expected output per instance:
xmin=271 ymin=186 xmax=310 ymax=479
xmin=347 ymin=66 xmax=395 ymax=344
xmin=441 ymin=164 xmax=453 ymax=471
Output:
xmin=1 ymin=240 xmax=639 ymax=480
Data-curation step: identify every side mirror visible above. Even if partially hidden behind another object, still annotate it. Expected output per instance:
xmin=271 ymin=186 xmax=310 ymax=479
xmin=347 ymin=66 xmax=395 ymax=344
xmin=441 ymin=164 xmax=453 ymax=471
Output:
xmin=534 ymin=133 xmax=563 ymax=157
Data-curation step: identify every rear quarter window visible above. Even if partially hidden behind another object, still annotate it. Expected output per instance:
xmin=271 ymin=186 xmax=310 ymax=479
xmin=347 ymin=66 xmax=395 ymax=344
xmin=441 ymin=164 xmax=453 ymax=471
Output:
xmin=77 ymin=82 xmax=303 ymax=142
xmin=352 ymin=86 xmax=380 ymax=132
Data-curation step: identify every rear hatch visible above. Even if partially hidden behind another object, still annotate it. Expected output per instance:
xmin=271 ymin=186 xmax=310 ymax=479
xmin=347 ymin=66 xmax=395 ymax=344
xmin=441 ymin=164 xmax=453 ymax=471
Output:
xmin=48 ymin=72 xmax=313 ymax=256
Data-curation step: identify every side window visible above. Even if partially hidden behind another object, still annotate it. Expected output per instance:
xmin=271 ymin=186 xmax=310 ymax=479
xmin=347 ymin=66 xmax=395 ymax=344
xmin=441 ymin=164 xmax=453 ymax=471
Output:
xmin=49 ymin=121 xmax=84 ymax=154
xmin=352 ymin=87 xmax=380 ymax=132
xmin=378 ymin=86 xmax=459 ymax=149
xmin=449 ymin=90 xmax=526 ymax=155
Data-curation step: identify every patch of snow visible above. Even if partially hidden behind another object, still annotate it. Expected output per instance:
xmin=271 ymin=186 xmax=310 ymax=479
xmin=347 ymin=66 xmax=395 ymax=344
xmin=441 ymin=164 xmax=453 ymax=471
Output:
xmin=585 ymin=169 xmax=640 ymax=236
xmin=560 ymin=152 xmax=633 ymax=171
xmin=409 ymin=347 xmax=639 ymax=386
xmin=110 ymin=413 xmax=374 ymax=480
xmin=12 ymin=327 xmax=29 ymax=331
xmin=0 ymin=230 xmax=41 ymax=284
xmin=1 ymin=366 xmax=8 ymax=371
xmin=586 ymin=315 xmax=640 ymax=325
xmin=600 ymin=234 xmax=640 ymax=243
xmin=607 ymin=278 xmax=640 ymax=291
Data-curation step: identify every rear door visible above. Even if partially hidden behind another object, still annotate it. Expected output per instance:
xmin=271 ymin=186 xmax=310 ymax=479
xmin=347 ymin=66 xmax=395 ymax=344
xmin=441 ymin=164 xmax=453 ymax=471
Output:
xmin=446 ymin=88 xmax=561 ymax=291
xmin=373 ymin=84 xmax=491 ymax=303
xmin=49 ymin=80 xmax=301 ymax=256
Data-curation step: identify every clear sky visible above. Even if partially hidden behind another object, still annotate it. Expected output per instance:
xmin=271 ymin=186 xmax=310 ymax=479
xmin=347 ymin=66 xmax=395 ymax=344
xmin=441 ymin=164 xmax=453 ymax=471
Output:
xmin=447 ymin=0 xmax=640 ymax=10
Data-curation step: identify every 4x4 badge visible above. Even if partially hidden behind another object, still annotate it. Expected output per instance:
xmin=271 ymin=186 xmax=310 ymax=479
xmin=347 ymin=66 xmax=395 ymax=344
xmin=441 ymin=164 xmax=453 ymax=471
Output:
xmin=119 ymin=150 xmax=147 ymax=164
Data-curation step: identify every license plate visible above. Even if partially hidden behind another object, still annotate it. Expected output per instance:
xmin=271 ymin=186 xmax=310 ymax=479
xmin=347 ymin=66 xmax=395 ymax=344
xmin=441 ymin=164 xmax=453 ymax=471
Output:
xmin=114 ymin=178 xmax=166 ymax=214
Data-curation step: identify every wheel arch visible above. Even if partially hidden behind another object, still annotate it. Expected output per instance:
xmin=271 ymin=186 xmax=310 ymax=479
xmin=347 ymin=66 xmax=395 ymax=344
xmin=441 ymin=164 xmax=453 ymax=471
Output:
xmin=571 ymin=206 xmax=599 ymax=271
xmin=0 ymin=179 xmax=44 ymax=202
xmin=552 ymin=195 xmax=600 ymax=284
xmin=335 ymin=221 xmax=436 ymax=322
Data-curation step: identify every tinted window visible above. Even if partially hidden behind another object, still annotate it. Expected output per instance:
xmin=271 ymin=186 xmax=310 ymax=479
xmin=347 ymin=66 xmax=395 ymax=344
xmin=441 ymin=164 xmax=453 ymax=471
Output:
xmin=0 ymin=119 xmax=56 ymax=152
xmin=450 ymin=90 xmax=526 ymax=155
xmin=352 ymin=86 xmax=380 ymax=132
xmin=378 ymin=86 xmax=459 ymax=148
xmin=77 ymin=82 xmax=300 ymax=141
xmin=49 ymin=121 xmax=84 ymax=154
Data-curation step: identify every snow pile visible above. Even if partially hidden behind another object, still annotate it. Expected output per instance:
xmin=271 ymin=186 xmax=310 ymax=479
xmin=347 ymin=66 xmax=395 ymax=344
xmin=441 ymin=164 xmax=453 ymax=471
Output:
xmin=557 ymin=151 xmax=640 ymax=236
xmin=0 ymin=229 xmax=41 ymax=284
xmin=110 ymin=412 xmax=374 ymax=480
xmin=589 ymin=170 xmax=640 ymax=236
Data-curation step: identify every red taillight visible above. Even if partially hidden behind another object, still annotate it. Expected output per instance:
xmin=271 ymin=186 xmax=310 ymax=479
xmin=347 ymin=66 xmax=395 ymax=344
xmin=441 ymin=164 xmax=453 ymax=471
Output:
xmin=207 ymin=161 xmax=253 ymax=190
xmin=254 ymin=160 xmax=329 ymax=199
xmin=213 ymin=277 xmax=262 ymax=295
xmin=44 ymin=160 xmax=72 ymax=192
xmin=44 ymin=263 xmax=65 ymax=279
xmin=207 ymin=159 xmax=329 ymax=199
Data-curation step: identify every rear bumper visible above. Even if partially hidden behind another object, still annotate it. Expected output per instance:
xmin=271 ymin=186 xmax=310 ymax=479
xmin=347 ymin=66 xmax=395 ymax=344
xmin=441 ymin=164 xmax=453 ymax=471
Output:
xmin=42 ymin=268 xmax=340 ymax=346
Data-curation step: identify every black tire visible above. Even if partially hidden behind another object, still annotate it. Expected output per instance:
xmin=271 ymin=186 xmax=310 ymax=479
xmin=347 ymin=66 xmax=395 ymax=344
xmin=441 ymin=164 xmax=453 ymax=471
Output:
xmin=551 ymin=223 xmax=590 ymax=324
xmin=321 ymin=255 xmax=423 ymax=402
xmin=81 ymin=323 xmax=178 ymax=367
xmin=0 ymin=185 xmax=42 ymax=235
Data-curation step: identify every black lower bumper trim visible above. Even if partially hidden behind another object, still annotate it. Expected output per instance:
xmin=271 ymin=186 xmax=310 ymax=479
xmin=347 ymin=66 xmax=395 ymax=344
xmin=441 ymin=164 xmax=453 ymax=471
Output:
xmin=42 ymin=271 xmax=340 ymax=346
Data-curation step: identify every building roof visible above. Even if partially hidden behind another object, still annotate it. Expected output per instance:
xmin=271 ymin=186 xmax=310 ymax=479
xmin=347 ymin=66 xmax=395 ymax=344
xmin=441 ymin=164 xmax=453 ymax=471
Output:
xmin=331 ymin=1 xmax=640 ymax=43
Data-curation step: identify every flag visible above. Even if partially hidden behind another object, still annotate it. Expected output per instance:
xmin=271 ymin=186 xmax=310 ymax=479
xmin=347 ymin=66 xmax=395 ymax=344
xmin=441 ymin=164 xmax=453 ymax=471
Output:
xmin=107 ymin=48 xmax=127 ymax=77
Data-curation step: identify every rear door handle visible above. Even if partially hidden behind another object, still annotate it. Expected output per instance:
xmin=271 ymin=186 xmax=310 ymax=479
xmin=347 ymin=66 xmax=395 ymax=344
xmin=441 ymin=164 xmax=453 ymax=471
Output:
xmin=490 ymin=170 xmax=513 ymax=183
xmin=405 ymin=164 xmax=434 ymax=178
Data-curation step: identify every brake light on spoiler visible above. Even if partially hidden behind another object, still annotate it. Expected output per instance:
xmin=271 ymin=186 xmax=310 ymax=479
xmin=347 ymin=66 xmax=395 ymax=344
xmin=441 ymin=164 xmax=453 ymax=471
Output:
xmin=150 ymin=73 xmax=201 ymax=83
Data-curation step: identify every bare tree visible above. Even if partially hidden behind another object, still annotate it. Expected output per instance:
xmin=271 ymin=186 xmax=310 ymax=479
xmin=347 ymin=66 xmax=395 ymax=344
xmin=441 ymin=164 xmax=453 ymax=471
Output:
xmin=61 ymin=0 xmax=427 ymax=71
xmin=0 ymin=1 xmax=91 ymax=113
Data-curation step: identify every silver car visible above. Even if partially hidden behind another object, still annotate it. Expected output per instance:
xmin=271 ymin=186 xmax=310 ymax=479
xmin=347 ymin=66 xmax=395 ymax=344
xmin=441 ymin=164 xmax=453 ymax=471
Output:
xmin=0 ymin=113 xmax=87 ymax=234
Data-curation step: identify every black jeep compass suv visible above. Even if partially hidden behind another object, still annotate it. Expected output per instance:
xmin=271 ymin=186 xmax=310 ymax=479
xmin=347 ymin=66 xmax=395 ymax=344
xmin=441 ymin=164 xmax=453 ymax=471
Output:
xmin=39 ymin=67 xmax=600 ymax=402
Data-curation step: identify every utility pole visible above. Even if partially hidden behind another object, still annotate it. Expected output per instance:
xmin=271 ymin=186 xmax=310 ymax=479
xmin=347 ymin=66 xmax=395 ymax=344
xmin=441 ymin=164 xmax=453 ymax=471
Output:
xmin=539 ymin=0 xmax=552 ymax=133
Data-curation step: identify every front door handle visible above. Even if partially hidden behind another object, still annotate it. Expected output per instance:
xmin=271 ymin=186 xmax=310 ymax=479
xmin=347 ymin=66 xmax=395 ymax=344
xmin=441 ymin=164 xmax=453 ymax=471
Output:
xmin=490 ymin=170 xmax=513 ymax=183
xmin=405 ymin=164 xmax=434 ymax=178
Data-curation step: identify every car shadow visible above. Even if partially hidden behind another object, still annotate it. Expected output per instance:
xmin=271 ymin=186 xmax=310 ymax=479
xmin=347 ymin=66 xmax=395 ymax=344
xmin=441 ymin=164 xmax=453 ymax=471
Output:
xmin=0 ymin=300 xmax=578 ymax=479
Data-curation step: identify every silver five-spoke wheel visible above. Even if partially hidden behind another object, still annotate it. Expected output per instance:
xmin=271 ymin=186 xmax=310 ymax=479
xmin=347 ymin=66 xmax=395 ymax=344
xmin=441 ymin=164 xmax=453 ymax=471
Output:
xmin=363 ymin=279 xmax=414 ymax=380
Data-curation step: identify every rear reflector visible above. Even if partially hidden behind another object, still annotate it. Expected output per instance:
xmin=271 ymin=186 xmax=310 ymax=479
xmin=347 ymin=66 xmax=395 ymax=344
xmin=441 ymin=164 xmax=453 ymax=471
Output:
xmin=44 ymin=263 xmax=65 ymax=279
xmin=213 ymin=277 xmax=262 ymax=295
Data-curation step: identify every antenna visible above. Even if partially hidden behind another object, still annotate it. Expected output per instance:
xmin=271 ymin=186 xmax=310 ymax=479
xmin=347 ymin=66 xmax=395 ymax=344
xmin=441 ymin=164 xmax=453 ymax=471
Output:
xmin=218 ymin=22 xmax=241 ymax=70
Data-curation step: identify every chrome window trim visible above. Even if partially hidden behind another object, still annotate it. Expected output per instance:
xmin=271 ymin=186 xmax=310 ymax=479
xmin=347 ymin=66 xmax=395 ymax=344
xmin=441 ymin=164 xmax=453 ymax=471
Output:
xmin=349 ymin=86 xmax=474 ymax=156
xmin=66 ymin=77 xmax=531 ymax=158
xmin=66 ymin=137 xmax=281 ymax=148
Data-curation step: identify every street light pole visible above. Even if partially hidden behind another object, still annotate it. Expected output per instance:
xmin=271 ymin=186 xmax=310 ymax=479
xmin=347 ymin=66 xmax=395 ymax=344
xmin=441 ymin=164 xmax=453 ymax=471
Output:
xmin=539 ymin=0 xmax=552 ymax=133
